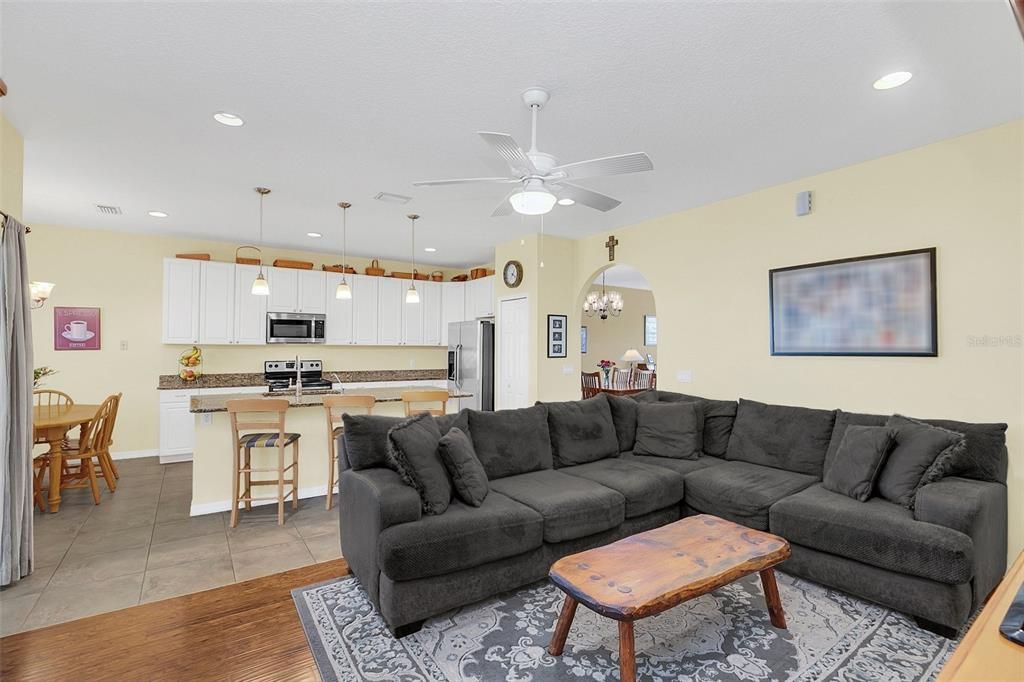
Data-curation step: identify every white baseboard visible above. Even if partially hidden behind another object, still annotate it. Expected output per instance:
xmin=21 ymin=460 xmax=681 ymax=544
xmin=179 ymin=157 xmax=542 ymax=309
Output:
xmin=111 ymin=449 xmax=160 ymax=461
xmin=158 ymin=453 xmax=193 ymax=465
xmin=190 ymin=484 xmax=331 ymax=517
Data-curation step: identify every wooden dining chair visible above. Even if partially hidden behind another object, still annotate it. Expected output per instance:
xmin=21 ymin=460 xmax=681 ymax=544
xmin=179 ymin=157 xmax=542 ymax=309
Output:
xmin=610 ymin=367 xmax=632 ymax=390
xmin=227 ymin=398 xmax=300 ymax=527
xmin=33 ymin=389 xmax=73 ymax=445
xmin=633 ymin=370 xmax=657 ymax=390
xmin=581 ymin=372 xmax=602 ymax=399
xmin=64 ymin=393 xmax=122 ymax=491
xmin=323 ymin=394 xmax=376 ymax=511
xmin=56 ymin=394 xmax=118 ymax=505
xmin=401 ymin=390 xmax=449 ymax=417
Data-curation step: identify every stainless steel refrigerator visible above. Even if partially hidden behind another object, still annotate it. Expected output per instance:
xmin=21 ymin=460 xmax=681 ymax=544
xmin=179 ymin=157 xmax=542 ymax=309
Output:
xmin=448 ymin=320 xmax=494 ymax=411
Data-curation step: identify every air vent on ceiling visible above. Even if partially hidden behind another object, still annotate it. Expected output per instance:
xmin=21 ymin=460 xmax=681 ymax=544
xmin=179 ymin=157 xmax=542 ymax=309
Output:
xmin=95 ymin=204 xmax=123 ymax=215
xmin=374 ymin=192 xmax=412 ymax=205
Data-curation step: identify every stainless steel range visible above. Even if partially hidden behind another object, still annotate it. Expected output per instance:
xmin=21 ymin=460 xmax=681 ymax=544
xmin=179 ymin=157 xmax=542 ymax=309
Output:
xmin=264 ymin=359 xmax=333 ymax=393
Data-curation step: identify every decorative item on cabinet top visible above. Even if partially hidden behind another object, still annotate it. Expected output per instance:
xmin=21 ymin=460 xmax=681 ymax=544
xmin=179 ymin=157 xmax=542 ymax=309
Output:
xmin=234 ymin=245 xmax=262 ymax=266
xmin=470 ymin=267 xmax=488 ymax=280
xmin=176 ymin=253 xmax=211 ymax=261
xmin=323 ymin=264 xmax=356 ymax=273
xmin=365 ymin=259 xmax=386 ymax=276
xmin=272 ymin=259 xmax=314 ymax=270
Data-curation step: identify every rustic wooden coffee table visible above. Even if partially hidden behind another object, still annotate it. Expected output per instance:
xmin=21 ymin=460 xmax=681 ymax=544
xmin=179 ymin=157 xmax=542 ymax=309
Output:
xmin=548 ymin=514 xmax=791 ymax=682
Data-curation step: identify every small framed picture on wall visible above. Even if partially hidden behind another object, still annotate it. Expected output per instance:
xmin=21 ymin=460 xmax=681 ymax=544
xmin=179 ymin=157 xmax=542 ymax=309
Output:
xmin=547 ymin=314 xmax=568 ymax=358
xmin=54 ymin=306 xmax=101 ymax=351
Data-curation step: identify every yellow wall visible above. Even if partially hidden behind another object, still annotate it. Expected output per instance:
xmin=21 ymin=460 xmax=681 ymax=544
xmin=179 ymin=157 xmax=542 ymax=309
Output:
xmin=0 ymin=112 xmax=24 ymax=221
xmin=582 ymin=286 xmax=656 ymax=369
xmin=27 ymin=224 xmax=462 ymax=454
xmin=549 ymin=120 xmax=1022 ymax=558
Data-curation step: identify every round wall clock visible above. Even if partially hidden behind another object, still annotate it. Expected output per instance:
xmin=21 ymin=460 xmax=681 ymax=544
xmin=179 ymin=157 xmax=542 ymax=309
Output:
xmin=503 ymin=260 xmax=524 ymax=288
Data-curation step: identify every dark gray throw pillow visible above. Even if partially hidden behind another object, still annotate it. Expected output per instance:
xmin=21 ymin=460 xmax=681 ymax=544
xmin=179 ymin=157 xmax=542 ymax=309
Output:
xmin=822 ymin=425 xmax=896 ymax=501
xmin=386 ymin=413 xmax=451 ymax=515
xmin=438 ymin=427 xmax=489 ymax=506
xmin=542 ymin=394 xmax=619 ymax=466
xmin=605 ymin=393 xmax=639 ymax=452
xmin=877 ymin=414 xmax=965 ymax=509
xmin=633 ymin=401 xmax=702 ymax=459
xmin=342 ymin=414 xmax=404 ymax=470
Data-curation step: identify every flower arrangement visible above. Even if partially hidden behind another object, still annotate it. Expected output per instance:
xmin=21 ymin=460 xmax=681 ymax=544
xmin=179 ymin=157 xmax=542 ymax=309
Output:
xmin=33 ymin=367 xmax=57 ymax=388
xmin=597 ymin=360 xmax=615 ymax=386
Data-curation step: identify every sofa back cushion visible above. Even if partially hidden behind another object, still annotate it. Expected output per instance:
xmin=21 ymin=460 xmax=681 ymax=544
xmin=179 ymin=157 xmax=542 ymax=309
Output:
xmin=633 ymin=401 xmax=702 ymax=459
xmin=543 ymin=394 xmax=619 ymax=467
xmin=341 ymin=414 xmax=404 ymax=470
xmin=725 ymin=399 xmax=837 ymax=476
xmin=467 ymin=405 xmax=552 ymax=480
xmin=605 ymin=393 xmax=639 ymax=452
xmin=644 ymin=390 xmax=737 ymax=457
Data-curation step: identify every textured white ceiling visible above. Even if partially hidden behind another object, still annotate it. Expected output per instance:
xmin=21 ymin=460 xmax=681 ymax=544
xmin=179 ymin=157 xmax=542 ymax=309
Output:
xmin=2 ymin=1 xmax=1021 ymax=267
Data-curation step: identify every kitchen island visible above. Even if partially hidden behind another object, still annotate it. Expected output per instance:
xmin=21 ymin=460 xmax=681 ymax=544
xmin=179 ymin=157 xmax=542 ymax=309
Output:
xmin=187 ymin=386 xmax=471 ymax=516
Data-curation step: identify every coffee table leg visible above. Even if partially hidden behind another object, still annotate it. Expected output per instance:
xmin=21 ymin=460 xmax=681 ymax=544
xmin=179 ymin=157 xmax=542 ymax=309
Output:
xmin=618 ymin=620 xmax=636 ymax=682
xmin=760 ymin=567 xmax=787 ymax=629
xmin=548 ymin=594 xmax=578 ymax=656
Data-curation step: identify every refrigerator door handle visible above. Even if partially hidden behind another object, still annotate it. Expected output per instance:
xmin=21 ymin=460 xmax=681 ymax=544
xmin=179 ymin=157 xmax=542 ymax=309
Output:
xmin=455 ymin=344 xmax=463 ymax=389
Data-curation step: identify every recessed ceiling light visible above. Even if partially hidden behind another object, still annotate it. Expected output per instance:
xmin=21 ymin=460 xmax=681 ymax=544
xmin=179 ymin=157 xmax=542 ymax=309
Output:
xmin=306 ymin=232 xmax=322 ymax=238
xmin=424 ymin=247 xmax=437 ymax=253
xmin=873 ymin=71 xmax=912 ymax=90
xmin=557 ymin=198 xmax=575 ymax=206
xmin=213 ymin=111 xmax=245 ymax=127
xmin=148 ymin=210 xmax=168 ymax=218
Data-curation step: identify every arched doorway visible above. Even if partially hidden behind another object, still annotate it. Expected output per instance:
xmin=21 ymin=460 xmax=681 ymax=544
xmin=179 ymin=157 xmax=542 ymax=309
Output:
xmin=577 ymin=264 xmax=656 ymax=394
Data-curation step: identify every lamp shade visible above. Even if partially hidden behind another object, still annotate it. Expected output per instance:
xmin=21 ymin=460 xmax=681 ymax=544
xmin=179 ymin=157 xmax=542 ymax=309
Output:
xmin=335 ymin=280 xmax=352 ymax=300
xmin=621 ymin=349 xmax=645 ymax=363
xmin=29 ymin=281 xmax=55 ymax=307
xmin=509 ymin=180 xmax=556 ymax=216
xmin=251 ymin=271 xmax=269 ymax=296
xmin=405 ymin=284 xmax=420 ymax=304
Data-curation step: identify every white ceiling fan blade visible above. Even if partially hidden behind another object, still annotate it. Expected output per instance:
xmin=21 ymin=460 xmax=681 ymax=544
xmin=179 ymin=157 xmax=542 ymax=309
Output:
xmin=412 ymin=177 xmax=518 ymax=187
xmin=555 ymin=183 xmax=622 ymax=212
xmin=552 ymin=152 xmax=653 ymax=180
xmin=491 ymin=191 xmax=517 ymax=217
xmin=478 ymin=132 xmax=537 ymax=176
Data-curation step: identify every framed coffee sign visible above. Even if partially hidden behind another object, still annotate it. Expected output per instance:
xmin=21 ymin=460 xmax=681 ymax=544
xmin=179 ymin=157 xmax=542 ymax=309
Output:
xmin=54 ymin=306 xmax=101 ymax=351
xmin=769 ymin=248 xmax=937 ymax=357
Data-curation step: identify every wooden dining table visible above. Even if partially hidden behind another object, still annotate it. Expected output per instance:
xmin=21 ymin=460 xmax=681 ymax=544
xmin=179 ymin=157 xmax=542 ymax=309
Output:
xmin=33 ymin=403 xmax=101 ymax=513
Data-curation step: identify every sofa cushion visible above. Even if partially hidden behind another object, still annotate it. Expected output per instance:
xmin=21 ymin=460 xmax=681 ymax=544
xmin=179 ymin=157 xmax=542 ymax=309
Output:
xmin=438 ymin=427 xmax=488 ymax=506
xmin=559 ymin=458 xmax=685 ymax=518
xmin=467 ymin=405 xmax=552 ymax=480
xmin=633 ymin=401 xmax=702 ymax=459
xmin=878 ymin=415 xmax=965 ymax=509
xmin=489 ymin=469 xmax=625 ymax=542
xmin=645 ymin=391 xmax=737 ymax=457
xmin=434 ymin=409 xmax=471 ymax=436
xmin=377 ymin=492 xmax=543 ymax=581
xmin=823 ymin=410 xmax=888 ymax=475
xmin=606 ymin=393 xmax=640 ymax=452
xmin=769 ymin=484 xmax=973 ymax=585
xmin=386 ymin=413 xmax=451 ymax=515
xmin=543 ymin=394 xmax=619 ymax=467
xmin=725 ymin=399 xmax=837 ymax=476
xmin=620 ymin=451 xmax=725 ymax=478
xmin=341 ymin=414 xmax=404 ymax=470
xmin=822 ymin=425 xmax=896 ymax=502
xmin=684 ymin=460 xmax=817 ymax=530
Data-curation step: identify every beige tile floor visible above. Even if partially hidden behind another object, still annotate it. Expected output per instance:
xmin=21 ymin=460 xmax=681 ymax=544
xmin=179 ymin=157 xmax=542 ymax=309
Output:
xmin=0 ymin=457 xmax=342 ymax=636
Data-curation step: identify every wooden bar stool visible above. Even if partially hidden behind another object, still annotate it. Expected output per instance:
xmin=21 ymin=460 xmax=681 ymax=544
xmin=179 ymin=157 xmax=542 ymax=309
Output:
xmin=400 ymin=390 xmax=449 ymax=417
xmin=323 ymin=394 xmax=376 ymax=511
xmin=227 ymin=398 xmax=300 ymax=528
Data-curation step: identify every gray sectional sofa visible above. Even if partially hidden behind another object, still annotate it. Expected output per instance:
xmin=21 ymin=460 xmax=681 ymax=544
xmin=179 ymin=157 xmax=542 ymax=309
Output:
xmin=337 ymin=390 xmax=1008 ymax=638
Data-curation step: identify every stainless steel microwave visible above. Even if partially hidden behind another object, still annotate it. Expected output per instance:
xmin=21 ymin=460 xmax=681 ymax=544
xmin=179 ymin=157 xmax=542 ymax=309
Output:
xmin=266 ymin=312 xmax=326 ymax=344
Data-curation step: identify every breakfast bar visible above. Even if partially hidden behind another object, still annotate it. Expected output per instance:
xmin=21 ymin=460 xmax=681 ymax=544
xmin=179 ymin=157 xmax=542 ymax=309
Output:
xmin=187 ymin=386 xmax=471 ymax=516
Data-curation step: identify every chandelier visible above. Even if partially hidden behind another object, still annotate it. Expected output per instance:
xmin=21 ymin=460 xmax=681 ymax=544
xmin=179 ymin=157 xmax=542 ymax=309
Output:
xmin=583 ymin=273 xmax=623 ymax=319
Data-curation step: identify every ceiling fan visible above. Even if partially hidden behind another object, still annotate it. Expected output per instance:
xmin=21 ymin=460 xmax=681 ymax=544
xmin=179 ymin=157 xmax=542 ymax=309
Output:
xmin=413 ymin=87 xmax=653 ymax=217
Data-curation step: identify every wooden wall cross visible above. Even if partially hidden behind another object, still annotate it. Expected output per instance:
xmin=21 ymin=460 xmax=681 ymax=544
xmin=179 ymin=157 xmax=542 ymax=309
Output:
xmin=605 ymin=235 xmax=619 ymax=262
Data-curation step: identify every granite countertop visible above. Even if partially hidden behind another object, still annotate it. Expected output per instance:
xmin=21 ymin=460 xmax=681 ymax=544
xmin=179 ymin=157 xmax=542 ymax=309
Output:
xmin=190 ymin=385 xmax=472 ymax=413
xmin=159 ymin=368 xmax=447 ymax=390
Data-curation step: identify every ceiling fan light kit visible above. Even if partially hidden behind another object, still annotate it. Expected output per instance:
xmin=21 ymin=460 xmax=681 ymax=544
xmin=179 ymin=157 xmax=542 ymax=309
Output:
xmin=413 ymin=87 xmax=654 ymax=217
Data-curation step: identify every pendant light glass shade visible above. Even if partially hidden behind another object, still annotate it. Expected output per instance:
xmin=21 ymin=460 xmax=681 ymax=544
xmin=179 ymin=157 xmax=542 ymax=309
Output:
xmin=406 ymin=213 xmax=420 ymax=304
xmin=336 ymin=201 xmax=353 ymax=300
xmin=251 ymin=187 xmax=271 ymax=296
xmin=251 ymin=272 xmax=269 ymax=296
xmin=335 ymin=280 xmax=352 ymax=299
xmin=405 ymin=284 xmax=420 ymax=304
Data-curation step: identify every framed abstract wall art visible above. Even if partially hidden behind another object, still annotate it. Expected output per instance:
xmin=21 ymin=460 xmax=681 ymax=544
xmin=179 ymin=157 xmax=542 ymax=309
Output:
xmin=769 ymin=248 xmax=937 ymax=357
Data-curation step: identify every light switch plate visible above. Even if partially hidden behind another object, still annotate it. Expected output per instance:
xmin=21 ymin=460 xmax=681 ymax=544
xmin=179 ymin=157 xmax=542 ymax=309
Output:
xmin=202 ymin=414 xmax=213 ymax=425
xmin=562 ymin=364 xmax=575 ymax=375
xmin=676 ymin=369 xmax=693 ymax=384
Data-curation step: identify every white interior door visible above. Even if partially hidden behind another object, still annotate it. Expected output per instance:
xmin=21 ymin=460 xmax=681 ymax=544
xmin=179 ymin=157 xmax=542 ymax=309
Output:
xmin=498 ymin=297 xmax=529 ymax=410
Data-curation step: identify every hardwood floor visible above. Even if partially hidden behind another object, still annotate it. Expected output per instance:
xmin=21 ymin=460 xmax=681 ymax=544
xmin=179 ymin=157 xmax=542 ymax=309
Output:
xmin=1 ymin=558 xmax=349 ymax=681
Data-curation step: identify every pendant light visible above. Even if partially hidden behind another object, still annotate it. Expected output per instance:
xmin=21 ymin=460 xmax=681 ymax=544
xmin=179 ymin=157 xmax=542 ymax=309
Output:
xmin=405 ymin=214 xmax=420 ymax=304
xmin=251 ymin=187 xmax=271 ymax=296
xmin=335 ymin=201 xmax=352 ymax=300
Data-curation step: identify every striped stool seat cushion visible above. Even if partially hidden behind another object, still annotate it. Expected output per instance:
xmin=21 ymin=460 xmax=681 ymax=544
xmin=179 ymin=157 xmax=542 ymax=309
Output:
xmin=332 ymin=426 xmax=345 ymax=437
xmin=239 ymin=432 xmax=300 ymax=448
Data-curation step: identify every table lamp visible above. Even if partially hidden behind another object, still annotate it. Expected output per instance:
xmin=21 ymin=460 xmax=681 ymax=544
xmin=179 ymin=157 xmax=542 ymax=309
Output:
xmin=621 ymin=349 xmax=645 ymax=369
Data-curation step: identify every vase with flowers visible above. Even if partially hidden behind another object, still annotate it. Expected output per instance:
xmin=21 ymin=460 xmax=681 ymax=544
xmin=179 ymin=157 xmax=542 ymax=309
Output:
xmin=597 ymin=360 xmax=615 ymax=387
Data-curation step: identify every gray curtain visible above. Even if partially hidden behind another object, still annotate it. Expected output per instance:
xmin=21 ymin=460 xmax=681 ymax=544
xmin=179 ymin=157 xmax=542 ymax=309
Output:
xmin=0 ymin=214 xmax=34 ymax=585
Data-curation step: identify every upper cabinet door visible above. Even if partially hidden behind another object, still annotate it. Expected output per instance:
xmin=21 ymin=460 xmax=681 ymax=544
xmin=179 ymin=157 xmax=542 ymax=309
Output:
xmin=378 ymin=277 xmax=404 ymax=345
xmin=198 ymin=261 xmax=235 ymax=345
xmin=478 ymin=275 xmax=495 ymax=317
xmin=403 ymin=281 xmax=426 ymax=345
xmin=421 ymin=281 xmax=442 ymax=346
xmin=266 ymin=267 xmax=299 ymax=312
xmin=234 ymin=264 xmax=268 ymax=344
xmin=162 ymin=258 xmax=201 ymax=344
xmin=441 ymin=282 xmax=466 ymax=346
xmin=297 ymin=270 xmax=326 ymax=314
xmin=325 ymin=273 xmax=354 ymax=344
xmin=352 ymin=274 xmax=380 ymax=345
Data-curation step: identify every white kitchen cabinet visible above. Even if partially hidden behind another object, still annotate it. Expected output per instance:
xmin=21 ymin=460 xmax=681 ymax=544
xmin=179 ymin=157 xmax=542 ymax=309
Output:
xmin=159 ymin=389 xmax=197 ymax=461
xmin=352 ymin=274 xmax=380 ymax=345
xmin=162 ymin=258 xmax=201 ymax=344
xmin=325 ymin=272 xmax=354 ymax=344
xmin=298 ymin=270 xmax=326 ymax=314
xmin=234 ymin=264 xmax=268 ymax=344
xmin=421 ymin=281 xmax=442 ymax=346
xmin=403 ymin=282 xmax=426 ymax=345
xmin=198 ymin=261 xmax=235 ymax=345
xmin=266 ymin=267 xmax=299 ymax=312
xmin=378 ymin=277 xmax=404 ymax=345
xmin=441 ymin=282 xmax=465 ymax=346
xmin=467 ymin=275 xmax=495 ymax=319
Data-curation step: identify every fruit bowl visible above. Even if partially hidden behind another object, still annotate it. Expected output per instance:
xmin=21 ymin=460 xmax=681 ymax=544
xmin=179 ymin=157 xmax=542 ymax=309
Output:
xmin=178 ymin=346 xmax=203 ymax=382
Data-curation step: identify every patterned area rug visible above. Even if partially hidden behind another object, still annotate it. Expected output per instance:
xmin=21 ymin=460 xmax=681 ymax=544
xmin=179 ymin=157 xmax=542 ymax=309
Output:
xmin=292 ymin=572 xmax=957 ymax=681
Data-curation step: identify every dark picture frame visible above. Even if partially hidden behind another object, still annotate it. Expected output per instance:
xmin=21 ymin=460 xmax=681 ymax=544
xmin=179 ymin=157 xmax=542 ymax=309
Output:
xmin=580 ymin=326 xmax=588 ymax=354
xmin=769 ymin=247 xmax=938 ymax=357
xmin=547 ymin=314 xmax=568 ymax=358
